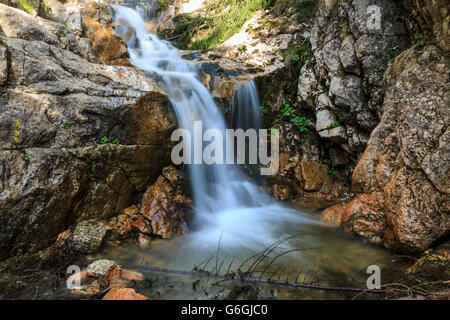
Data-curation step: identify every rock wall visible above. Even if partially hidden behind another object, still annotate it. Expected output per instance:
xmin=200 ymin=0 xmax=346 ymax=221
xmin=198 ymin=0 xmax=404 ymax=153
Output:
xmin=0 ymin=3 xmax=176 ymax=259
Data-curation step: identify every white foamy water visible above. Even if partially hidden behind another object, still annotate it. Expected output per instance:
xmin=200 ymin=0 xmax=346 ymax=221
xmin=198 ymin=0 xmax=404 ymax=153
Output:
xmin=112 ymin=5 xmax=319 ymax=250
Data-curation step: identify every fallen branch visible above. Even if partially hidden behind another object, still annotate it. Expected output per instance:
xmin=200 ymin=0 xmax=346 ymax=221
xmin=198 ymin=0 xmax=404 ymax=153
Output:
xmin=121 ymin=264 xmax=388 ymax=294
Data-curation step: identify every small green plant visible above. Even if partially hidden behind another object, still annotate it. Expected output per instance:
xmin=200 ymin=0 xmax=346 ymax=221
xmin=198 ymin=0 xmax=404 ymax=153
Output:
xmin=259 ymin=105 xmax=266 ymax=115
xmin=40 ymin=1 xmax=52 ymax=16
xmin=411 ymin=165 xmax=420 ymax=171
xmin=292 ymin=116 xmax=307 ymax=132
xmin=64 ymin=21 xmax=72 ymax=30
xmin=93 ymin=141 xmax=98 ymax=146
xmin=338 ymin=70 xmax=345 ymax=78
xmin=63 ymin=123 xmax=72 ymax=130
xmin=326 ymin=121 xmax=340 ymax=130
xmin=378 ymin=65 xmax=386 ymax=72
xmin=417 ymin=39 xmax=426 ymax=46
xmin=60 ymin=61 xmax=69 ymax=71
xmin=269 ymin=127 xmax=276 ymax=133
xmin=24 ymin=153 xmax=30 ymax=162
xmin=0 ymin=37 xmax=7 ymax=48
xmin=56 ymin=29 xmax=66 ymax=38
xmin=280 ymin=104 xmax=293 ymax=117
xmin=329 ymin=167 xmax=337 ymax=176
xmin=100 ymin=136 xmax=109 ymax=144
xmin=112 ymin=138 xmax=120 ymax=145
xmin=292 ymin=54 xmax=300 ymax=62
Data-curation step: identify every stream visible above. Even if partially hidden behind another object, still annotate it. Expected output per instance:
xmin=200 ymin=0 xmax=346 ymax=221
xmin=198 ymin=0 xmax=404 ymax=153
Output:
xmin=53 ymin=4 xmax=395 ymax=300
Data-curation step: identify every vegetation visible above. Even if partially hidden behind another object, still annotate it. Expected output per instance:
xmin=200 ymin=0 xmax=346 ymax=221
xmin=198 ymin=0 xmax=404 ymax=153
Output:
xmin=167 ymin=0 xmax=272 ymax=50
xmin=163 ymin=0 xmax=317 ymax=50
xmin=18 ymin=0 xmax=34 ymax=15
xmin=40 ymin=1 xmax=52 ymax=16
xmin=326 ymin=121 xmax=340 ymax=130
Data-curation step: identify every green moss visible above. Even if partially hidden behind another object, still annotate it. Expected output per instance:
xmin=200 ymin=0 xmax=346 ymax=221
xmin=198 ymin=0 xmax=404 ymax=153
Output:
xmin=0 ymin=37 xmax=7 ymax=48
xmin=18 ymin=0 xmax=34 ymax=14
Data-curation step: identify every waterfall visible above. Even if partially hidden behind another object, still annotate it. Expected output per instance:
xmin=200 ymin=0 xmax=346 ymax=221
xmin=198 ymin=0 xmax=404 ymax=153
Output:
xmin=112 ymin=6 xmax=316 ymax=249
xmin=229 ymin=81 xmax=261 ymax=131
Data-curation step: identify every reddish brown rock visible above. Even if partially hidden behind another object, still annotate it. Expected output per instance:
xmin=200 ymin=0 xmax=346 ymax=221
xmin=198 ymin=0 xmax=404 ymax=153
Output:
xmin=102 ymin=288 xmax=148 ymax=300
xmin=321 ymin=193 xmax=385 ymax=242
xmin=140 ymin=166 xmax=193 ymax=239
xmin=81 ymin=4 xmax=131 ymax=66
xmin=300 ymin=159 xmax=333 ymax=193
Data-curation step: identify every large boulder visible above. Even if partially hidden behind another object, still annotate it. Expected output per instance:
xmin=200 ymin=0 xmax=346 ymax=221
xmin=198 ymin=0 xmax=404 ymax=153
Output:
xmin=0 ymin=33 xmax=176 ymax=259
xmin=322 ymin=45 xmax=450 ymax=253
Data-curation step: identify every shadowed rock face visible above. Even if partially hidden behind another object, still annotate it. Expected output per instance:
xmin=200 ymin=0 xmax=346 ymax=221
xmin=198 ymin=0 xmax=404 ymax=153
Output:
xmin=0 ymin=9 xmax=176 ymax=258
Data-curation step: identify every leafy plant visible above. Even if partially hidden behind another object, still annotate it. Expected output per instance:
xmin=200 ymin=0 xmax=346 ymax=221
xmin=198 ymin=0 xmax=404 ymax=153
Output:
xmin=112 ymin=138 xmax=120 ymax=145
xmin=63 ymin=123 xmax=72 ymax=130
xmin=100 ymin=136 xmax=109 ymax=144
xmin=280 ymin=104 xmax=293 ymax=117
xmin=329 ymin=167 xmax=336 ymax=176
xmin=292 ymin=116 xmax=307 ymax=132
xmin=24 ymin=153 xmax=30 ymax=162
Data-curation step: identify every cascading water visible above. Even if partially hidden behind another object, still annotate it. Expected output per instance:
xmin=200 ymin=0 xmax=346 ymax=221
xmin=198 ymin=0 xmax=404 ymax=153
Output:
xmin=229 ymin=81 xmax=261 ymax=131
xmin=112 ymin=5 xmax=317 ymax=250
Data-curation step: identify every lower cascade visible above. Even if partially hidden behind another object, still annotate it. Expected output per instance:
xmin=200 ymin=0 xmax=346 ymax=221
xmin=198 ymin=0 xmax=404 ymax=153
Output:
xmin=112 ymin=5 xmax=315 ymax=250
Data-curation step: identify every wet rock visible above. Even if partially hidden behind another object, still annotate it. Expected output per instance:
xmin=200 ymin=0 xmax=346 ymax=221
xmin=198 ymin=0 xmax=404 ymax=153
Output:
xmin=87 ymin=259 xmax=121 ymax=286
xmin=71 ymin=220 xmax=110 ymax=254
xmin=120 ymin=269 xmax=144 ymax=281
xmin=140 ymin=166 xmax=193 ymax=239
xmin=102 ymin=287 xmax=148 ymax=300
xmin=407 ymin=251 xmax=450 ymax=281
xmin=321 ymin=193 xmax=385 ymax=243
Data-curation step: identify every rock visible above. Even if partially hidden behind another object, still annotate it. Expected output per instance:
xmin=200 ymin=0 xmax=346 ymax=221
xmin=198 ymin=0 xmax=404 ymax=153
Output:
xmin=81 ymin=4 xmax=131 ymax=66
xmin=321 ymin=193 xmax=385 ymax=243
xmin=0 ymin=44 xmax=6 ymax=85
xmin=0 ymin=34 xmax=175 ymax=259
xmin=297 ymin=63 xmax=318 ymax=104
xmin=327 ymin=45 xmax=450 ymax=253
xmin=140 ymin=166 xmax=193 ymax=239
xmin=0 ymin=4 xmax=77 ymax=51
xmin=315 ymin=109 xmax=336 ymax=132
xmin=300 ymin=159 xmax=332 ymax=193
xmin=120 ymin=269 xmax=144 ymax=281
xmin=87 ymin=259 xmax=121 ymax=286
xmin=319 ymin=126 xmax=347 ymax=143
xmin=102 ymin=288 xmax=148 ymax=300
xmin=402 ymin=0 xmax=450 ymax=51
xmin=339 ymin=36 xmax=360 ymax=76
xmin=71 ymin=220 xmax=110 ymax=254
xmin=407 ymin=251 xmax=450 ymax=281
xmin=329 ymin=76 xmax=362 ymax=108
